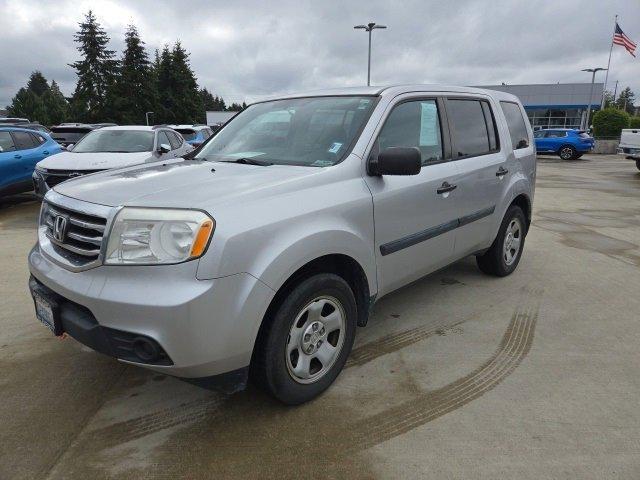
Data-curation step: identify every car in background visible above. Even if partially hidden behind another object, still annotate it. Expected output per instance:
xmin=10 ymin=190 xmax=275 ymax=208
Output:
xmin=0 ymin=117 xmax=30 ymax=124
xmin=0 ymin=122 xmax=50 ymax=133
xmin=0 ymin=127 xmax=63 ymax=197
xmin=533 ymin=128 xmax=594 ymax=160
xmin=49 ymin=124 xmax=100 ymax=148
xmin=33 ymin=125 xmax=193 ymax=197
xmin=169 ymin=124 xmax=213 ymax=148
xmin=617 ymin=129 xmax=640 ymax=171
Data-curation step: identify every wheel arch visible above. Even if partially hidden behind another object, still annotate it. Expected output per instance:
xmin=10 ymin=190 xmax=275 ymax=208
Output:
xmin=510 ymin=193 xmax=532 ymax=233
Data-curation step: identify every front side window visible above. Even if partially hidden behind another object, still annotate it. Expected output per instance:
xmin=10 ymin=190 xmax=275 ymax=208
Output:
xmin=157 ymin=131 xmax=172 ymax=149
xmin=448 ymin=99 xmax=494 ymax=157
xmin=500 ymin=101 xmax=530 ymax=149
xmin=194 ymin=96 xmax=377 ymax=167
xmin=72 ymin=130 xmax=155 ymax=153
xmin=167 ymin=131 xmax=181 ymax=149
xmin=547 ymin=130 xmax=567 ymax=138
xmin=0 ymin=132 xmax=16 ymax=152
xmin=377 ymin=100 xmax=443 ymax=165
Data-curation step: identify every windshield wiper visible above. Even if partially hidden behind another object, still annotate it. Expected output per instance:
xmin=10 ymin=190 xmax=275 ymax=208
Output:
xmin=218 ymin=157 xmax=273 ymax=166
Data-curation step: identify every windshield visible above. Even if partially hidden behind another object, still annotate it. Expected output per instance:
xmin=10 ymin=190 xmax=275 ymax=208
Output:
xmin=176 ymin=129 xmax=197 ymax=140
xmin=72 ymin=129 xmax=155 ymax=153
xmin=194 ymin=96 xmax=377 ymax=166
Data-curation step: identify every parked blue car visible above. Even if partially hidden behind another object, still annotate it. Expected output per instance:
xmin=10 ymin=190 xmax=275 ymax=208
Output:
xmin=169 ymin=125 xmax=213 ymax=148
xmin=534 ymin=128 xmax=594 ymax=160
xmin=0 ymin=127 xmax=63 ymax=197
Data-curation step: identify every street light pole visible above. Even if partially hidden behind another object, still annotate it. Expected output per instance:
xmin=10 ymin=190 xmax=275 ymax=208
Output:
xmin=581 ymin=68 xmax=607 ymax=131
xmin=145 ymin=111 xmax=154 ymax=126
xmin=354 ymin=22 xmax=387 ymax=86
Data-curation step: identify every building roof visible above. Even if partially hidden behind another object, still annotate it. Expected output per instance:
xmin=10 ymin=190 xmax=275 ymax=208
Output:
xmin=479 ymin=83 xmax=604 ymax=108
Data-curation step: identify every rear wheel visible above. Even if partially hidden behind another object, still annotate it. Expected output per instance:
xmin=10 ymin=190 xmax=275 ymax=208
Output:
xmin=476 ymin=205 xmax=526 ymax=277
xmin=559 ymin=145 xmax=577 ymax=160
xmin=252 ymin=273 xmax=357 ymax=405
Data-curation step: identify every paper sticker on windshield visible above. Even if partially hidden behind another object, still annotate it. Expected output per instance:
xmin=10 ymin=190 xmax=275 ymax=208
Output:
xmin=312 ymin=160 xmax=333 ymax=167
xmin=358 ymin=99 xmax=371 ymax=109
xmin=327 ymin=142 xmax=342 ymax=154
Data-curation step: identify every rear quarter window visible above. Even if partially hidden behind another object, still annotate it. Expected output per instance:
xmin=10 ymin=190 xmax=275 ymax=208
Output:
xmin=500 ymin=101 xmax=530 ymax=150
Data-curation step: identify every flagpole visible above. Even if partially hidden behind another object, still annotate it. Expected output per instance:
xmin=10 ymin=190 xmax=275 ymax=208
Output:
xmin=601 ymin=14 xmax=618 ymax=108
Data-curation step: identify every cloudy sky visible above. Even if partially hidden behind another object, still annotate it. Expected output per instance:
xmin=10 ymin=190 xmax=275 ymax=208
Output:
xmin=1 ymin=0 xmax=638 ymax=108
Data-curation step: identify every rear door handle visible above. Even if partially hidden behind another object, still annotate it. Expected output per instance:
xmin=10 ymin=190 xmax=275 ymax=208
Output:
xmin=496 ymin=166 xmax=508 ymax=176
xmin=14 ymin=154 xmax=22 ymax=159
xmin=42 ymin=151 xmax=49 ymax=155
xmin=437 ymin=182 xmax=457 ymax=194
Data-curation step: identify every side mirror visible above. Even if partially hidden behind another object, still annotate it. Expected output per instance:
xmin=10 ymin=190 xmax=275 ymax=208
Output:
xmin=157 ymin=143 xmax=171 ymax=154
xmin=368 ymin=147 xmax=422 ymax=176
xmin=516 ymin=139 xmax=529 ymax=149
xmin=0 ymin=146 xmax=3 ymax=153
xmin=66 ymin=144 xmax=74 ymax=151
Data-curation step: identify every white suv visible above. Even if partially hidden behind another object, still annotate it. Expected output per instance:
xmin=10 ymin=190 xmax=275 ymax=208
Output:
xmin=32 ymin=125 xmax=192 ymax=197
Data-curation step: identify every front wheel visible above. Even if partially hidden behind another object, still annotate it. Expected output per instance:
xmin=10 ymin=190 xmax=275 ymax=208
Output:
xmin=476 ymin=205 xmax=527 ymax=277
xmin=251 ymin=273 xmax=357 ymax=405
xmin=559 ymin=145 xmax=577 ymax=160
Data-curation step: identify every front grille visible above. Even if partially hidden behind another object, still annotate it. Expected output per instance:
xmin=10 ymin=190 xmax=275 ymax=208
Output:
xmin=39 ymin=169 xmax=103 ymax=188
xmin=42 ymin=201 xmax=107 ymax=267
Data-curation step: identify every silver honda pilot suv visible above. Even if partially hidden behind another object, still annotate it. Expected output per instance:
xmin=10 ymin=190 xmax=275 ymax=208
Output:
xmin=28 ymin=85 xmax=535 ymax=404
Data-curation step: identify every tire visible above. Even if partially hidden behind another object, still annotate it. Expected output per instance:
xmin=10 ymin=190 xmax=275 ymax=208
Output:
xmin=636 ymin=160 xmax=640 ymax=171
xmin=251 ymin=273 xmax=357 ymax=405
xmin=476 ymin=205 xmax=527 ymax=277
xmin=558 ymin=145 xmax=577 ymax=160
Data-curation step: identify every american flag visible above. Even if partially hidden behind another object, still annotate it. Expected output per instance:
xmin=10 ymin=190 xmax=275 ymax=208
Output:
xmin=613 ymin=22 xmax=637 ymax=57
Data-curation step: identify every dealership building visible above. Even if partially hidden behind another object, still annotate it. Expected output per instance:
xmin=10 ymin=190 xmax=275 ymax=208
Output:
xmin=480 ymin=83 xmax=604 ymax=130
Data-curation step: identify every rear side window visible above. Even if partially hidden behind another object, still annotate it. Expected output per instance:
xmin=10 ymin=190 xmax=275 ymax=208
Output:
xmin=0 ymin=132 xmax=16 ymax=151
xmin=378 ymin=99 xmax=443 ymax=165
xmin=500 ymin=101 xmax=530 ymax=149
xmin=447 ymin=99 xmax=496 ymax=157
xmin=547 ymin=131 xmax=567 ymax=138
xmin=12 ymin=131 xmax=37 ymax=150
xmin=31 ymin=133 xmax=46 ymax=144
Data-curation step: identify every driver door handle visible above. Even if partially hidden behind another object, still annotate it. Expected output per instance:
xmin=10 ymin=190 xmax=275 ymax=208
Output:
xmin=436 ymin=181 xmax=457 ymax=194
xmin=496 ymin=166 xmax=509 ymax=176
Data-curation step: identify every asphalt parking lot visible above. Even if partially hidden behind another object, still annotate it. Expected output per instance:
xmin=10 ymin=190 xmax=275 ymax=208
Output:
xmin=1 ymin=154 xmax=639 ymax=480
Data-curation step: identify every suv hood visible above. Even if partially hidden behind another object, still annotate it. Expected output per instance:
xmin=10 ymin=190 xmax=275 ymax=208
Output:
xmin=52 ymin=159 xmax=324 ymax=209
xmin=37 ymin=151 xmax=154 ymax=171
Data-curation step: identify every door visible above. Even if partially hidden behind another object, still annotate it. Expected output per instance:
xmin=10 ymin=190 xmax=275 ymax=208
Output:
xmin=155 ymin=130 xmax=174 ymax=160
xmin=11 ymin=131 xmax=45 ymax=184
xmin=446 ymin=97 xmax=508 ymax=256
xmin=534 ymin=130 xmax=551 ymax=152
xmin=364 ymin=98 xmax=461 ymax=295
xmin=0 ymin=131 xmax=20 ymax=190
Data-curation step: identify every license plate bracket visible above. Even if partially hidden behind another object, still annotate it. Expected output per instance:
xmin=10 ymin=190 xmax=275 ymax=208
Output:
xmin=31 ymin=288 xmax=63 ymax=336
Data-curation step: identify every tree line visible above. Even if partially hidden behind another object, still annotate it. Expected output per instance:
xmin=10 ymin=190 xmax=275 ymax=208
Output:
xmin=5 ymin=11 xmax=245 ymax=126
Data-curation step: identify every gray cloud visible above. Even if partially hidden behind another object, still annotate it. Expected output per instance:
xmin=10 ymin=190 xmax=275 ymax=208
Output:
xmin=1 ymin=0 xmax=638 ymax=108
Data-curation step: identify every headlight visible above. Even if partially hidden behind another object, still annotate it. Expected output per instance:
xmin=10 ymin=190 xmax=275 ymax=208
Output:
xmin=105 ymin=208 xmax=215 ymax=265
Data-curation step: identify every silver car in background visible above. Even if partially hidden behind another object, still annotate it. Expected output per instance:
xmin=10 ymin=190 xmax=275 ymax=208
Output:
xmin=32 ymin=125 xmax=192 ymax=197
xmin=28 ymin=85 xmax=535 ymax=404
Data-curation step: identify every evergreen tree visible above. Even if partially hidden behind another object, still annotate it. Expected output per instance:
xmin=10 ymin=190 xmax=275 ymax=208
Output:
xmin=42 ymin=80 xmax=69 ymax=125
xmin=156 ymin=45 xmax=176 ymax=123
xmin=7 ymin=88 xmax=47 ymax=123
xmin=227 ymin=102 xmax=246 ymax=111
xmin=112 ymin=25 xmax=156 ymax=124
xmin=26 ymin=71 xmax=50 ymax=97
xmin=615 ymin=87 xmax=636 ymax=115
xmin=170 ymin=41 xmax=203 ymax=123
xmin=68 ymin=10 xmax=119 ymax=122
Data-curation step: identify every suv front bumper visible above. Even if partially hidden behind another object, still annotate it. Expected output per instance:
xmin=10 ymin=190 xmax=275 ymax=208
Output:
xmin=28 ymin=245 xmax=275 ymax=379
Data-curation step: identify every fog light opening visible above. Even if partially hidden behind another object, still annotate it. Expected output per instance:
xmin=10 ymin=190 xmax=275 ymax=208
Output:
xmin=132 ymin=337 xmax=160 ymax=362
